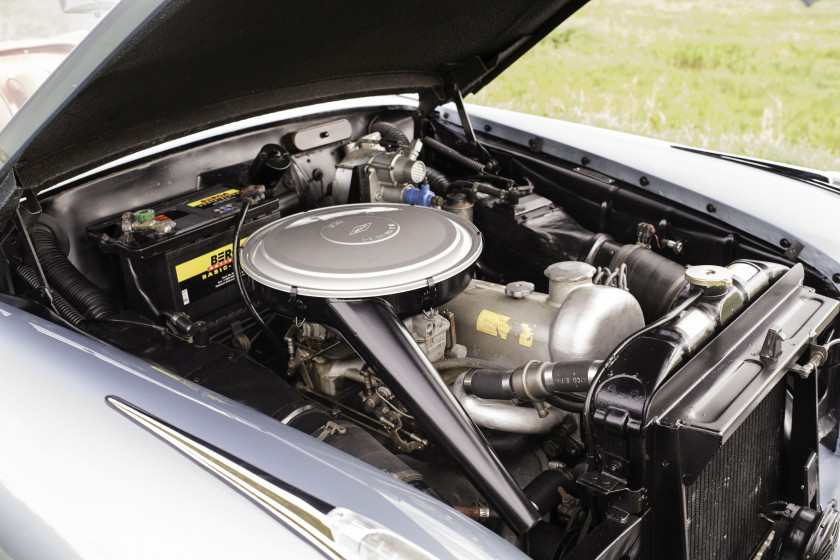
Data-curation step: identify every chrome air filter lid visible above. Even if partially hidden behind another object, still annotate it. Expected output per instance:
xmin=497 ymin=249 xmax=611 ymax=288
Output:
xmin=241 ymin=203 xmax=482 ymax=298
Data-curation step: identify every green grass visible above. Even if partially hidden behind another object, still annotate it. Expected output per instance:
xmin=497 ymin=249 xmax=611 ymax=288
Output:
xmin=470 ymin=0 xmax=840 ymax=170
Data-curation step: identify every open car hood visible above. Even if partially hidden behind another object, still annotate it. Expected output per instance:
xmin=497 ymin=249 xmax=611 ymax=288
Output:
xmin=0 ymin=0 xmax=586 ymax=192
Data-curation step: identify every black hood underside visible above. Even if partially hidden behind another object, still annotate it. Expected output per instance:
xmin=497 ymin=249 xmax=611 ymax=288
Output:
xmin=14 ymin=0 xmax=586 ymax=191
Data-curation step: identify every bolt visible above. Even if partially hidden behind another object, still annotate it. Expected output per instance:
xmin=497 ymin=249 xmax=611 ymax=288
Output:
xmin=833 ymin=273 xmax=840 ymax=284
xmin=780 ymin=238 xmax=791 ymax=248
xmin=706 ymin=203 xmax=717 ymax=213
xmin=639 ymin=176 xmax=649 ymax=186
xmin=443 ymin=112 xmax=450 ymax=119
xmin=483 ymin=124 xmax=492 ymax=132
xmin=581 ymin=156 xmax=590 ymax=166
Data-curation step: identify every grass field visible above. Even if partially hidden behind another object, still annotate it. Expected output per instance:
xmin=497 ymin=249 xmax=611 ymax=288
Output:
xmin=470 ymin=0 xmax=840 ymax=170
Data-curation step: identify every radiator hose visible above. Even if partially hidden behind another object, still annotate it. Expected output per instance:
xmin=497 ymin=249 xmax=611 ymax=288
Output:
xmin=31 ymin=224 xmax=116 ymax=320
xmin=463 ymin=360 xmax=601 ymax=401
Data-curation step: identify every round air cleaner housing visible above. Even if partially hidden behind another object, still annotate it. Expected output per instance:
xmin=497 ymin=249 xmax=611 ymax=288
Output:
xmin=241 ymin=203 xmax=482 ymax=316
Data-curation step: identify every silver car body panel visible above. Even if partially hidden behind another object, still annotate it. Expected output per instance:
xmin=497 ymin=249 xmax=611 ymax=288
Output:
xmin=0 ymin=302 xmax=527 ymax=559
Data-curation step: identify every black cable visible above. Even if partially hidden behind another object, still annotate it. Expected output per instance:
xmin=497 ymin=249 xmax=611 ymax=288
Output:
xmin=96 ymin=317 xmax=171 ymax=337
xmin=233 ymin=200 xmax=285 ymax=350
xmin=125 ymin=258 xmax=160 ymax=318
xmin=546 ymin=394 xmax=585 ymax=413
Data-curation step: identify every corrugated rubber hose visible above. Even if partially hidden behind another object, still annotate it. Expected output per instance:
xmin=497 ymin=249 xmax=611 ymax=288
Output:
xmin=15 ymin=263 xmax=88 ymax=328
xmin=31 ymin=224 xmax=116 ymax=320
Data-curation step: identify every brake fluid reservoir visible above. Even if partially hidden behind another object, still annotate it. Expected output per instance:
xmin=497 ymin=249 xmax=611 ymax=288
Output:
xmin=444 ymin=262 xmax=645 ymax=367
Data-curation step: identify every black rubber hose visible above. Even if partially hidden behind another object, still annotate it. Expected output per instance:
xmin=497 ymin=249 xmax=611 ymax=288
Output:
xmin=423 ymin=137 xmax=487 ymax=175
xmin=482 ymin=429 xmax=535 ymax=456
xmin=465 ymin=361 xmax=598 ymax=401
xmin=15 ymin=264 xmax=88 ymax=328
xmin=369 ymin=121 xmax=409 ymax=145
xmin=30 ymin=225 xmax=115 ymax=320
xmin=524 ymin=468 xmax=575 ymax=516
xmin=425 ymin=167 xmax=451 ymax=194
xmin=432 ymin=357 xmax=506 ymax=371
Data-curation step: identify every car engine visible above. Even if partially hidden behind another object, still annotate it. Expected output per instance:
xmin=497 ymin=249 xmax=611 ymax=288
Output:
xmin=3 ymin=106 xmax=840 ymax=560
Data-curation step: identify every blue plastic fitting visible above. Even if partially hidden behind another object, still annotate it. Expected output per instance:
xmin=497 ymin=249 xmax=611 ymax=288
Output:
xmin=403 ymin=185 xmax=435 ymax=207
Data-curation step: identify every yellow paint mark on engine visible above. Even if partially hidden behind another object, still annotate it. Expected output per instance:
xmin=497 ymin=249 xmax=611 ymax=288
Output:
xmin=476 ymin=310 xmax=512 ymax=340
xmin=519 ymin=323 xmax=535 ymax=347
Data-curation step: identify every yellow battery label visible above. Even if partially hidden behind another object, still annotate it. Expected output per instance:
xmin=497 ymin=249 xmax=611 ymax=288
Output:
xmin=476 ymin=309 xmax=513 ymax=340
xmin=175 ymin=238 xmax=247 ymax=283
xmin=187 ymin=189 xmax=239 ymax=208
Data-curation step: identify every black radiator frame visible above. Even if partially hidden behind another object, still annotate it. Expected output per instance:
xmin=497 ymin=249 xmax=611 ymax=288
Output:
xmin=576 ymin=265 xmax=838 ymax=559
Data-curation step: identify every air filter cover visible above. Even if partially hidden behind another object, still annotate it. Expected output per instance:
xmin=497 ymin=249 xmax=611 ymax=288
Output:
xmin=241 ymin=204 xmax=482 ymax=298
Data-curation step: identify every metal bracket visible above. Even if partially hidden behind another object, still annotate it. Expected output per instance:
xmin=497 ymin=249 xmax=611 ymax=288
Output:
xmin=785 ymin=239 xmax=805 ymax=260
xmin=315 ymin=420 xmax=346 ymax=441
xmin=421 ymin=277 xmax=437 ymax=317
xmin=759 ymin=325 xmax=785 ymax=366
xmin=288 ymin=286 xmax=307 ymax=327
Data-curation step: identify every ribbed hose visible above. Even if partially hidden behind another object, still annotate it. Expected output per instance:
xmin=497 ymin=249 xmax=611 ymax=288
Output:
xmin=369 ymin=121 xmax=409 ymax=145
xmin=15 ymin=264 xmax=88 ymax=328
xmin=31 ymin=225 xmax=116 ymax=320
xmin=425 ymin=167 xmax=451 ymax=193
xmin=423 ymin=137 xmax=487 ymax=174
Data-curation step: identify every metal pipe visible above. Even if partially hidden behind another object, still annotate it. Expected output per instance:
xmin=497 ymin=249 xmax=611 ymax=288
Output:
xmin=452 ymin=373 xmax=571 ymax=435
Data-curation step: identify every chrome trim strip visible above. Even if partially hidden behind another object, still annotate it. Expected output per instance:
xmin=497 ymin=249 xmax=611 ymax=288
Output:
xmin=106 ymin=396 xmax=345 ymax=560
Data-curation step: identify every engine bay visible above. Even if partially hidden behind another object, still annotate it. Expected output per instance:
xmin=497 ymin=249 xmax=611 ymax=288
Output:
xmin=3 ymin=104 xmax=840 ymax=559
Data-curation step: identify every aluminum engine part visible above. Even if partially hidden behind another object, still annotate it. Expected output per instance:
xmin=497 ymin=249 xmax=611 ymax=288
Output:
xmin=444 ymin=261 xmax=645 ymax=367
xmin=306 ymin=357 xmax=366 ymax=397
xmin=299 ymin=310 xmax=450 ymax=396
xmin=452 ymin=372 xmax=572 ymax=434
xmin=403 ymin=311 xmax=450 ymax=361
xmin=333 ymin=134 xmax=429 ymax=205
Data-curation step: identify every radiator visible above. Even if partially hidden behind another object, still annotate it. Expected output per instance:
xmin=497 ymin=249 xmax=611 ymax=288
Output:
xmin=684 ymin=382 xmax=785 ymax=560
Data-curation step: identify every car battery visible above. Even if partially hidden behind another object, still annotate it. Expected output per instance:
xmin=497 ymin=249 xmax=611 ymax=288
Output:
xmin=88 ymin=184 xmax=294 ymax=325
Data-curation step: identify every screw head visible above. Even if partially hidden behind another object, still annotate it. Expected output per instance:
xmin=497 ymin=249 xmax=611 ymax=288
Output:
xmin=639 ymin=176 xmax=650 ymax=186
xmin=706 ymin=203 xmax=717 ymax=213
